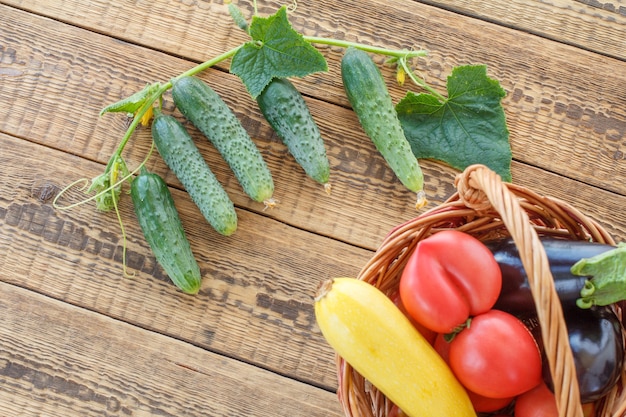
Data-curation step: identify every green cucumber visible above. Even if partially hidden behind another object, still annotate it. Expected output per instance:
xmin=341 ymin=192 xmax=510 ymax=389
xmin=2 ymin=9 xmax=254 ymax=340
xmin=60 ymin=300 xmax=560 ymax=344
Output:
xmin=341 ymin=47 xmax=425 ymax=207
xmin=151 ymin=108 xmax=237 ymax=236
xmin=171 ymin=76 xmax=275 ymax=206
xmin=257 ymin=78 xmax=331 ymax=192
xmin=131 ymin=167 xmax=202 ymax=295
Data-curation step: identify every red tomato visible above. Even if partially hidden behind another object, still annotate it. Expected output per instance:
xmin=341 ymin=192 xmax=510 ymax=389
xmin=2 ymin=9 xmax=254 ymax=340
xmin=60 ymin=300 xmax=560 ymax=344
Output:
xmin=448 ymin=310 xmax=542 ymax=399
xmin=514 ymin=382 xmax=558 ymax=417
xmin=399 ymin=230 xmax=502 ymax=333
xmin=466 ymin=389 xmax=514 ymax=413
xmin=435 ymin=333 xmax=514 ymax=412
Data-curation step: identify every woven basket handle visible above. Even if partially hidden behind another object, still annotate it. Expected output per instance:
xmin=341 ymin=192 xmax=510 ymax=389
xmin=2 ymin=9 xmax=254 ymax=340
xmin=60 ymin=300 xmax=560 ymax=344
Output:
xmin=455 ymin=165 xmax=583 ymax=417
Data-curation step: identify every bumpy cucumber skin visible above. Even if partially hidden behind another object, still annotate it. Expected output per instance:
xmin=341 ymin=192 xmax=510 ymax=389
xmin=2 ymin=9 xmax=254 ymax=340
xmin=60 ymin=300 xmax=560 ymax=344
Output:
xmin=172 ymin=76 xmax=274 ymax=204
xmin=131 ymin=169 xmax=202 ymax=295
xmin=257 ymin=78 xmax=330 ymax=186
xmin=151 ymin=111 xmax=237 ymax=236
xmin=341 ymin=47 xmax=424 ymax=193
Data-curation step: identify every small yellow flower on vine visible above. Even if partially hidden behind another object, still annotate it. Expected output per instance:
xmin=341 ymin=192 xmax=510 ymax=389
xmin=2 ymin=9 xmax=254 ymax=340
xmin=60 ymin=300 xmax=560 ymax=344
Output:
xmin=396 ymin=66 xmax=406 ymax=86
xmin=139 ymin=105 xmax=154 ymax=126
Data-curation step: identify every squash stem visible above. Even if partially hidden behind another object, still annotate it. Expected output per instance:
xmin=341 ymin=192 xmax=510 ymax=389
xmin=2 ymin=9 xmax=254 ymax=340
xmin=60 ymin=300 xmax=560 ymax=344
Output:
xmin=314 ymin=278 xmax=334 ymax=302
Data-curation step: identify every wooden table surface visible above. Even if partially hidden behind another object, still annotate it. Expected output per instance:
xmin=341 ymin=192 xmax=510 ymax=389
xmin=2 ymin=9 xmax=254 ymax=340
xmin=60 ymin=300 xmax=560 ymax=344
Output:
xmin=1 ymin=0 xmax=625 ymax=416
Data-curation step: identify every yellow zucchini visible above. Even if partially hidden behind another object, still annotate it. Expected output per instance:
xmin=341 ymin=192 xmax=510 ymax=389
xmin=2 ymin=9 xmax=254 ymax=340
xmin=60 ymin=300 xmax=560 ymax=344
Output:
xmin=314 ymin=277 xmax=476 ymax=417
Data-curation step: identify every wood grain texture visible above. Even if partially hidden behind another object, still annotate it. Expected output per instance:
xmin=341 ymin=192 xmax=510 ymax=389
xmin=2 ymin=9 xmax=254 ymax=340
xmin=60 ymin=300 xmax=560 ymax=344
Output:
xmin=0 ymin=132 xmax=375 ymax=390
xmin=0 ymin=282 xmax=343 ymax=416
xmin=0 ymin=3 xmax=624 ymax=248
xmin=0 ymin=3 xmax=459 ymax=252
xmin=2 ymin=0 xmax=626 ymax=200
xmin=0 ymin=0 xmax=625 ymax=415
xmin=416 ymin=0 xmax=626 ymax=60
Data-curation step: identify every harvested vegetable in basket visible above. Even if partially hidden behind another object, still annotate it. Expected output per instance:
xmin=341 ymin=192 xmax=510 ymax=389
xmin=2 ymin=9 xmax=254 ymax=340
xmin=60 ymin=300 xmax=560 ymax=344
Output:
xmin=486 ymin=237 xmax=616 ymax=314
xmin=334 ymin=164 xmax=625 ymax=417
xmin=314 ymin=277 xmax=476 ymax=417
xmin=399 ymin=230 xmax=502 ymax=333
xmin=572 ymin=243 xmax=626 ymax=308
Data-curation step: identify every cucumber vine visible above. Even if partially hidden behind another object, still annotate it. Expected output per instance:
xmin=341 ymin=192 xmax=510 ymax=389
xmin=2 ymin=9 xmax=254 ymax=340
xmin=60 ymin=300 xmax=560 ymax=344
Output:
xmin=54 ymin=0 xmax=511 ymax=283
xmin=54 ymin=0 xmax=438 ymax=210
xmin=53 ymin=140 xmax=155 ymax=278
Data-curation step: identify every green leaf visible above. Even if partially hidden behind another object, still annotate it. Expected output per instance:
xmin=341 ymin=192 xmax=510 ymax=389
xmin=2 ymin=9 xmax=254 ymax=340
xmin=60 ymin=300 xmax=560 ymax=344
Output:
xmin=99 ymin=83 xmax=161 ymax=117
xmin=396 ymin=65 xmax=512 ymax=181
xmin=230 ymin=6 xmax=328 ymax=98
xmin=572 ymin=243 xmax=626 ymax=308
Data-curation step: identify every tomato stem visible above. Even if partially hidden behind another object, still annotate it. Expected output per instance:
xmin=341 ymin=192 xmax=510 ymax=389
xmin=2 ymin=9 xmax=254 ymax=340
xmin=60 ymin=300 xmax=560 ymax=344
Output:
xmin=443 ymin=317 xmax=473 ymax=342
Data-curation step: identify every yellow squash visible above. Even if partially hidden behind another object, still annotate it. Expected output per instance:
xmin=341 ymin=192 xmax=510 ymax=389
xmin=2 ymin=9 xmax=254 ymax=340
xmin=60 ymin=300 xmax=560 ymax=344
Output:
xmin=314 ymin=277 xmax=476 ymax=417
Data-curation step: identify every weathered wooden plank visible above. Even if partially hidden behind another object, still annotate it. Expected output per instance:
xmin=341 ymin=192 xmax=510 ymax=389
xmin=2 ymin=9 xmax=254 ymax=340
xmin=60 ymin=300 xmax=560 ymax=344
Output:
xmin=0 ymin=132 xmax=373 ymax=390
xmin=510 ymin=162 xmax=626 ymax=241
xmin=0 ymin=3 xmax=460 ymax=251
xmin=2 ymin=129 xmax=625 ymax=404
xmin=0 ymin=281 xmax=343 ymax=416
xmin=1 ymin=4 xmax=625 ymax=248
xmin=414 ymin=0 xmax=626 ymax=60
xmin=2 ymin=0 xmax=624 ymax=198
xmin=1 ymin=1 xmax=623 ymax=416
xmin=288 ymin=0 xmax=626 ymax=197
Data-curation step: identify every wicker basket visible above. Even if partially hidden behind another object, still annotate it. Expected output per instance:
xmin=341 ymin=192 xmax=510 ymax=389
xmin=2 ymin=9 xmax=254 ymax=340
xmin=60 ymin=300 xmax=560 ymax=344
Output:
xmin=336 ymin=164 xmax=626 ymax=417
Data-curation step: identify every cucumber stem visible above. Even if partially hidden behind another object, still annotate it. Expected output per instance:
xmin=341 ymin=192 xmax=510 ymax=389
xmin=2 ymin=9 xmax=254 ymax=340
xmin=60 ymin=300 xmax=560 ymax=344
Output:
xmin=263 ymin=198 xmax=278 ymax=211
xmin=107 ymin=38 xmax=429 ymax=162
xmin=111 ymin=45 xmax=244 ymax=160
xmin=415 ymin=190 xmax=427 ymax=209
xmin=111 ymin=99 xmax=156 ymax=159
xmin=305 ymin=37 xmax=443 ymax=100
xmin=170 ymin=45 xmax=243 ymax=84
xmin=304 ymin=36 xmax=428 ymax=60
xmin=398 ymin=57 xmax=446 ymax=102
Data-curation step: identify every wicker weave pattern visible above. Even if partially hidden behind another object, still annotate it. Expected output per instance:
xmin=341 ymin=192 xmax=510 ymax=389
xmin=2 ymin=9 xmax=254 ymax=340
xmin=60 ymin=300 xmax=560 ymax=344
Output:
xmin=337 ymin=165 xmax=625 ymax=417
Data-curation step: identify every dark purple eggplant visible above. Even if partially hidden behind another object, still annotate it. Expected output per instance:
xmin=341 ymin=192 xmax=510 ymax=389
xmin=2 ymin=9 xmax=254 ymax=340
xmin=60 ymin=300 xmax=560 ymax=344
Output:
xmin=484 ymin=237 xmax=615 ymax=314
xmin=485 ymin=237 xmax=624 ymax=403
xmin=524 ymin=305 xmax=624 ymax=403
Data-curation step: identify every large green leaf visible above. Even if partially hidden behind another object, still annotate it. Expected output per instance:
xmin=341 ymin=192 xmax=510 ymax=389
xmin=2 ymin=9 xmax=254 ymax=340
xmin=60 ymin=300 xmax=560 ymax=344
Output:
xmin=230 ymin=6 xmax=328 ymax=98
xmin=396 ymin=65 xmax=512 ymax=181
